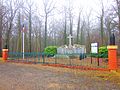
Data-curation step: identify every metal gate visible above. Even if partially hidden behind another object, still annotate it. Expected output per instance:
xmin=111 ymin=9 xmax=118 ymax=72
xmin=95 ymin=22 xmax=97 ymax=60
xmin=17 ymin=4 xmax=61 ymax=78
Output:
xmin=7 ymin=52 xmax=108 ymax=70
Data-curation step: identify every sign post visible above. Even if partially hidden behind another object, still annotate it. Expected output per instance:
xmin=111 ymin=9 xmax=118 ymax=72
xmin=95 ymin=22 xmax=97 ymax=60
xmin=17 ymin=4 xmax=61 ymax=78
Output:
xmin=91 ymin=43 xmax=99 ymax=66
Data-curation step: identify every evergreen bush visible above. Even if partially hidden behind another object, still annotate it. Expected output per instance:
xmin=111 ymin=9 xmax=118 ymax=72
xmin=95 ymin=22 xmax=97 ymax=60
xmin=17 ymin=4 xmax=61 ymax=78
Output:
xmin=44 ymin=46 xmax=57 ymax=56
xmin=99 ymin=46 xmax=108 ymax=58
xmin=90 ymin=46 xmax=108 ymax=58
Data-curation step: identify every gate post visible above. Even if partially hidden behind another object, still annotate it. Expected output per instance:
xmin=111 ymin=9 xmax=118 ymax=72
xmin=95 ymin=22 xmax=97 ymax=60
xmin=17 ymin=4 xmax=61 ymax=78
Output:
xmin=107 ymin=45 xmax=118 ymax=71
xmin=2 ymin=49 xmax=8 ymax=62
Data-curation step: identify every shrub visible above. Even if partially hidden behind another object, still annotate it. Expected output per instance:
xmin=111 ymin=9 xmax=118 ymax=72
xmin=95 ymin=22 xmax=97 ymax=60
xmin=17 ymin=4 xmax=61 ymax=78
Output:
xmin=98 ymin=46 xmax=108 ymax=58
xmin=44 ymin=46 xmax=57 ymax=56
xmin=99 ymin=46 xmax=108 ymax=54
xmin=90 ymin=53 xmax=98 ymax=58
xmin=90 ymin=46 xmax=108 ymax=58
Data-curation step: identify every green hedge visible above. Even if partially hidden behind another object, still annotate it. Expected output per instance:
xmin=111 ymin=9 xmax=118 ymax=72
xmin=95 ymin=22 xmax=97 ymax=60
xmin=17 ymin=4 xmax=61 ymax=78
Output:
xmin=44 ymin=46 xmax=57 ymax=55
xmin=99 ymin=46 xmax=108 ymax=54
xmin=90 ymin=46 xmax=108 ymax=58
xmin=90 ymin=53 xmax=108 ymax=58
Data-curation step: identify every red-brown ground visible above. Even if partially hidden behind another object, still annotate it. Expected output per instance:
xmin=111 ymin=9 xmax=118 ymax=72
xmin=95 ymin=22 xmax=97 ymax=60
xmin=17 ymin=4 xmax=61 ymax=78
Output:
xmin=0 ymin=62 xmax=120 ymax=90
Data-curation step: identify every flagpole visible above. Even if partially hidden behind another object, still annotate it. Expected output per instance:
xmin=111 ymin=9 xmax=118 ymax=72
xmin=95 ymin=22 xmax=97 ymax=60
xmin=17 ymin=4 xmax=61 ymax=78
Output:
xmin=22 ymin=25 xmax=25 ymax=59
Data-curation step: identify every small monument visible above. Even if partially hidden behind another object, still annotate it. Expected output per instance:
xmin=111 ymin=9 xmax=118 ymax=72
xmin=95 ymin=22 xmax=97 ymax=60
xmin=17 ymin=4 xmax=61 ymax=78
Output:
xmin=110 ymin=33 xmax=115 ymax=45
xmin=57 ymin=34 xmax=86 ymax=55
xmin=67 ymin=34 xmax=73 ymax=48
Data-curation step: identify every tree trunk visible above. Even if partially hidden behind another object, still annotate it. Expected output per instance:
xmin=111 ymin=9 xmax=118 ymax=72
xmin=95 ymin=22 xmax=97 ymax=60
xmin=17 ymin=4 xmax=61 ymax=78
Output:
xmin=76 ymin=12 xmax=81 ymax=44
xmin=0 ymin=17 xmax=2 ymax=56
xmin=116 ymin=0 xmax=120 ymax=55
xmin=6 ymin=22 xmax=12 ymax=50
xmin=17 ymin=11 xmax=22 ymax=52
xmin=86 ymin=30 xmax=91 ymax=53
xmin=80 ymin=23 xmax=84 ymax=45
xmin=44 ymin=14 xmax=47 ymax=48
xmin=70 ymin=18 xmax=73 ymax=45
xmin=38 ymin=24 xmax=42 ymax=52
xmin=100 ymin=15 xmax=104 ymax=46
xmin=29 ymin=8 xmax=32 ymax=52
xmin=106 ymin=18 xmax=111 ymax=45
xmin=64 ymin=13 xmax=67 ymax=45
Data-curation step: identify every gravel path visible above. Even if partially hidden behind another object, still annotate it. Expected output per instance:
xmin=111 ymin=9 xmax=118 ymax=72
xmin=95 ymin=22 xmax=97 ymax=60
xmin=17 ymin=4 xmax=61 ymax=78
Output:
xmin=0 ymin=62 xmax=120 ymax=90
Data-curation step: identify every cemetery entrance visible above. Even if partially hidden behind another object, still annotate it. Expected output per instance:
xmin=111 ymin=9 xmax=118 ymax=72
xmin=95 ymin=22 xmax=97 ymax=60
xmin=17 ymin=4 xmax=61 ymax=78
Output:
xmin=8 ymin=52 xmax=108 ymax=70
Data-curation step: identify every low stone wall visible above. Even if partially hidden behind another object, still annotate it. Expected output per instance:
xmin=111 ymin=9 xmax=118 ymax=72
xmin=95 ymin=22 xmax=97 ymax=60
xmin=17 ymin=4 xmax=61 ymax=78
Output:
xmin=57 ymin=47 xmax=86 ymax=54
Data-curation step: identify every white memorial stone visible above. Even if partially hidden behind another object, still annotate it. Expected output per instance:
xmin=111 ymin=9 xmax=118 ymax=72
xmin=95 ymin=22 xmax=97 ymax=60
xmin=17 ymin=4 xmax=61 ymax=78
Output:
xmin=67 ymin=34 xmax=73 ymax=48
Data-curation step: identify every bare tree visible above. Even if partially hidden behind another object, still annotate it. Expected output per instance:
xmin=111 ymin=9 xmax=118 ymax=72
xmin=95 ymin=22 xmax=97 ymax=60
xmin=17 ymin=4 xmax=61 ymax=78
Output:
xmin=38 ymin=21 xmax=42 ymax=52
xmin=43 ymin=0 xmax=55 ymax=48
xmin=76 ymin=9 xmax=82 ymax=44
xmin=0 ymin=0 xmax=6 ymax=55
xmin=28 ymin=4 xmax=32 ymax=52
xmin=17 ymin=11 xmax=22 ymax=52
xmin=85 ymin=10 xmax=92 ymax=53
xmin=99 ymin=0 xmax=105 ymax=46
xmin=64 ymin=7 xmax=67 ymax=45
xmin=80 ymin=21 xmax=85 ymax=45
xmin=68 ymin=0 xmax=74 ymax=45
xmin=5 ymin=0 xmax=23 ymax=50
xmin=104 ymin=11 xmax=116 ymax=45
xmin=115 ymin=0 xmax=120 ymax=54
xmin=32 ymin=15 xmax=43 ymax=52
xmin=23 ymin=0 xmax=34 ymax=52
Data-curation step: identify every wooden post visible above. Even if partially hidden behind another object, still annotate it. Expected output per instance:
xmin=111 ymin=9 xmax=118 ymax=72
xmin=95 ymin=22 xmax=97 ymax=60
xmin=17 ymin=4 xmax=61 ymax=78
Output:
xmin=91 ymin=53 xmax=92 ymax=64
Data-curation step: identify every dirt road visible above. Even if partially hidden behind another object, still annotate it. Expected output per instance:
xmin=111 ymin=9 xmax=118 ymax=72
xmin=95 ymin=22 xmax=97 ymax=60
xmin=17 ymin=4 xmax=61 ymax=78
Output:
xmin=0 ymin=62 xmax=120 ymax=90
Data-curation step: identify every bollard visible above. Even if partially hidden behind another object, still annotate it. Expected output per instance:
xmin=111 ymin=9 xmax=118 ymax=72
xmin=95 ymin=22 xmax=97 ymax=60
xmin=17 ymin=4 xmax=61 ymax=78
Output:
xmin=2 ymin=49 xmax=8 ymax=62
xmin=107 ymin=45 xmax=118 ymax=71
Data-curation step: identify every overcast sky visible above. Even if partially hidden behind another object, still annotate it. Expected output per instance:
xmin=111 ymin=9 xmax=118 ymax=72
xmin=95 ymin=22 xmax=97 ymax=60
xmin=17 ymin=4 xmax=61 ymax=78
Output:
xmin=33 ymin=0 xmax=114 ymax=15
xmin=28 ymin=0 xmax=115 ymax=31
